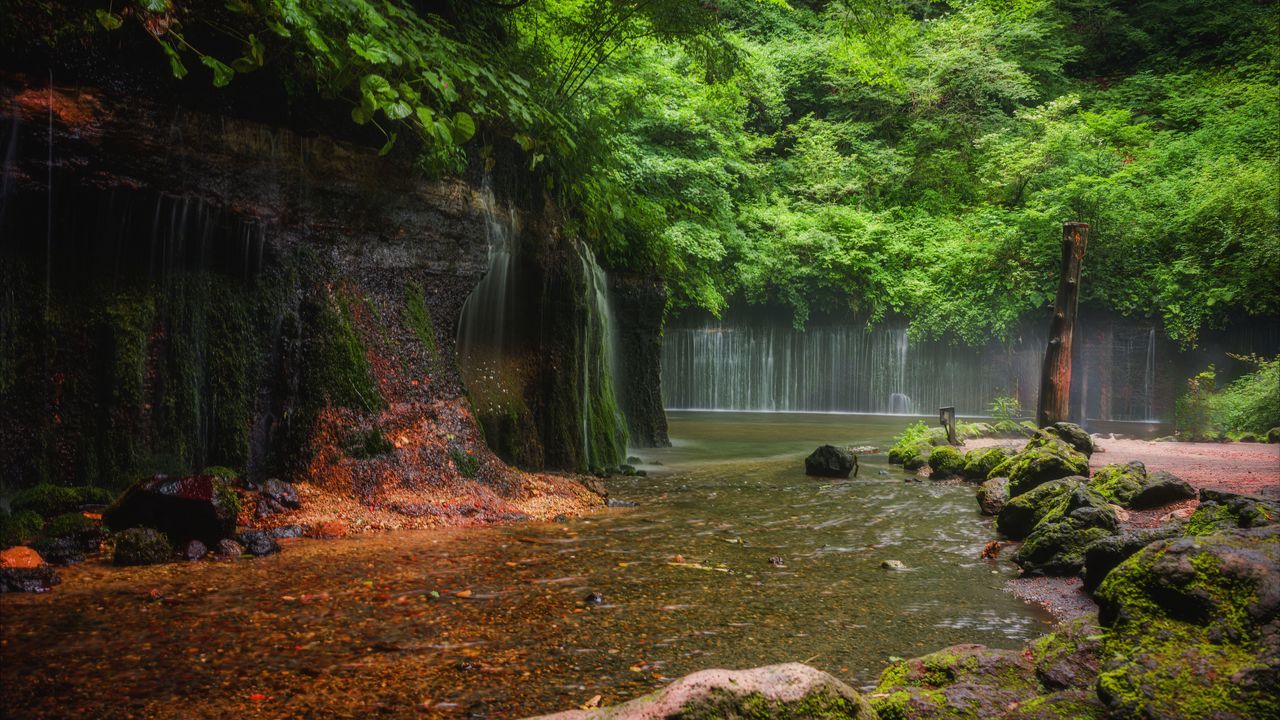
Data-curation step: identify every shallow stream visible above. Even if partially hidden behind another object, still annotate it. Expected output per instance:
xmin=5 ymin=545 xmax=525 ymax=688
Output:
xmin=0 ymin=412 xmax=1050 ymax=718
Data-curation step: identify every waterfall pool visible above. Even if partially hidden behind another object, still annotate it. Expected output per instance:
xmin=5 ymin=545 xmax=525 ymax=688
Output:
xmin=0 ymin=412 xmax=1052 ymax=718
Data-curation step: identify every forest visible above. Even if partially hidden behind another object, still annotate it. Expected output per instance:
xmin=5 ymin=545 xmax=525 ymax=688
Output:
xmin=1 ymin=1 xmax=1278 ymax=719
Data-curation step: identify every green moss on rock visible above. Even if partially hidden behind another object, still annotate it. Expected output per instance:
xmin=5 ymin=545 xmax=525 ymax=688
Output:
xmin=927 ymin=446 xmax=965 ymax=478
xmin=1087 ymin=462 xmax=1147 ymax=507
xmin=0 ymin=510 xmax=44 ymax=548
xmin=996 ymin=478 xmax=1085 ymax=540
xmin=1093 ymin=527 xmax=1280 ymax=719
xmin=112 ymin=527 xmax=173 ymax=566
xmin=992 ymin=437 xmax=1090 ymax=497
xmin=962 ymin=447 xmax=1009 ymax=481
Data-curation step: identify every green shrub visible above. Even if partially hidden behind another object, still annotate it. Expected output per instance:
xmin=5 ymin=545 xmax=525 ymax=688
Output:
xmin=42 ymin=512 xmax=98 ymax=539
xmin=0 ymin=510 xmax=44 ymax=547
xmin=1176 ymin=356 xmax=1280 ymax=439
xmin=202 ymin=466 xmax=239 ymax=480
xmin=988 ymin=395 xmax=1022 ymax=424
xmin=112 ymin=528 xmax=173 ymax=566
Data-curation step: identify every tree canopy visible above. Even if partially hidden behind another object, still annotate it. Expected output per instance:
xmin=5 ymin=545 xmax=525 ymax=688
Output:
xmin=50 ymin=0 xmax=1280 ymax=344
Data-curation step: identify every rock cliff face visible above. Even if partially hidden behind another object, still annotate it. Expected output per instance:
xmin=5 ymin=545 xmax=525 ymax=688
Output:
xmin=0 ymin=75 xmax=653 ymax=496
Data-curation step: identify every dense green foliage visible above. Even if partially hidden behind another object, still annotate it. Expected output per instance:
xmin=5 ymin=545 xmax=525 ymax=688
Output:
xmin=1175 ymin=355 xmax=1280 ymax=440
xmin=80 ymin=0 xmax=1280 ymax=344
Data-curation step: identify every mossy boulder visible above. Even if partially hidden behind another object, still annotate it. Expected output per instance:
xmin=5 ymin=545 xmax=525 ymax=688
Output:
xmin=1012 ymin=486 xmax=1119 ymax=575
xmin=996 ymin=478 xmax=1086 ymax=540
xmin=961 ymin=447 xmax=1009 ymax=481
xmin=992 ymin=437 xmax=1090 ymax=498
xmin=1093 ymin=526 xmax=1280 ymax=720
xmin=1030 ymin=615 xmax=1104 ymax=692
xmin=526 ymin=663 xmax=876 ymax=719
xmin=1087 ymin=461 xmax=1147 ymax=506
xmin=1082 ymin=524 xmax=1184 ymax=594
xmin=1182 ymin=488 xmax=1278 ymax=536
xmin=976 ymin=477 xmax=1009 ymax=516
xmin=1267 ymin=427 xmax=1280 ymax=443
xmin=112 ymin=527 xmax=173 ymax=566
xmin=871 ymin=644 xmax=1040 ymax=720
xmin=29 ymin=513 xmax=107 ymax=565
xmin=104 ymin=475 xmax=240 ymax=545
xmin=1043 ymin=422 xmax=1094 ymax=457
xmin=927 ymin=446 xmax=965 ymax=478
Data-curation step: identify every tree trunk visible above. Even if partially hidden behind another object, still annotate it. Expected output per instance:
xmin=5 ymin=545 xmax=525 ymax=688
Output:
xmin=1037 ymin=222 xmax=1089 ymax=427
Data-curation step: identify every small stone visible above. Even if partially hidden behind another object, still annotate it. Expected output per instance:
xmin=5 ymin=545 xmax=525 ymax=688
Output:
xmin=236 ymin=530 xmax=281 ymax=557
xmin=584 ymin=592 xmax=604 ymax=605
xmin=268 ymin=524 xmax=303 ymax=539
xmin=255 ymin=497 xmax=284 ymax=519
xmin=880 ymin=559 xmax=907 ymax=571
xmin=553 ymin=514 xmax=570 ymax=524
xmin=183 ymin=540 xmax=208 ymax=561
xmin=0 ymin=564 xmax=60 ymax=593
xmin=768 ymin=556 xmax=786 ymax=567
xmin=261 ymin=478 xmax=301 ymax=509
xmin=606 ymin=497 xmax=638 ymax=508
xmin=805 ymin=445 xmax=857 ymax=478
xmin=216 ymin=539 xmax=244 ymax=558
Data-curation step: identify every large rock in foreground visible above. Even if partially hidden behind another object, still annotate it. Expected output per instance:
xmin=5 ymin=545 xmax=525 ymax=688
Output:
xmin=805 ymin=445 xmax=858 ymax=478
xmin=525 ymin=663 xmax=876 ymax=719
xmin=103 ymin=475 xmax=240 ymax=545
xmin=1094 ymin=526 xmax=1280 ymax=719
xmin=0 ymin=546 xmax=61 ymax=593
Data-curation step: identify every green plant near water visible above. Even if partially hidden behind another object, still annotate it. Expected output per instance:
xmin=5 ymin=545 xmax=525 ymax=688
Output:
xmin=988 ymin=395 xmax=1022 ymax=424
xmin=1175 ymin=356 xmax=1279 ymax=440
xmin=450 ymin=447 xmax=481 ymax=478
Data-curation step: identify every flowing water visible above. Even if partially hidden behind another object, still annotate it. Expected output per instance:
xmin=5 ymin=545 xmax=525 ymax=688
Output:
xmin=662 ymin=314 xmax=1166 ymax=421
xmin=0 ymin=412 xmax=1051 ymax=719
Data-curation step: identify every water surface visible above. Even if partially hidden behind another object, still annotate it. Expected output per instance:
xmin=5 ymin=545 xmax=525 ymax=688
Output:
xmin=0 ymin=412 xmax=1050 ymax=718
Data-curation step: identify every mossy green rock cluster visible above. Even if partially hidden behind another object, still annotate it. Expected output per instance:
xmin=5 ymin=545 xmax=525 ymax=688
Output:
xmin=975 ymin=477 xmax=1009 ymax=516
xmin=871 ymin=619 xmax=1108 ymax=720
xmin=1013 ymin=486 xmax=1119 ymax=576
xmin=1087 ymin=461 xmax=1195 ymax=509
xmin=997 ymin=478 xmax=1088 ymax=540
xmin=961 ymin=447 xmax=1008 ymax=481
xmin=990 ymin=437 xmax=1090 ymax=498
xmin=10 ymin=484 xmax=115 ymax=517
xmin=1093 ymin=526 xmax=1280 ymax=719
xmin=1183 ymin=488 xmax=1279 ymax=536
xmin=927 ymin=446 xmax=965 ymax=478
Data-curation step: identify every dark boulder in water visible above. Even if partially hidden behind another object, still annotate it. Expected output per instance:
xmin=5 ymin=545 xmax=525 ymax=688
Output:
xmin=805 ymin=445 xmax=857 ymax=478
xmin=103 ymin=475 xmax=240 ymax=546
xmin=236 ymin=530 xmax=281 ymax=557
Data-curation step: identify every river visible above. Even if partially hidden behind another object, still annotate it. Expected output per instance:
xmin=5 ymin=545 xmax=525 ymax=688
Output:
xmin=0 ymin=411 xmax=1050 ymax=718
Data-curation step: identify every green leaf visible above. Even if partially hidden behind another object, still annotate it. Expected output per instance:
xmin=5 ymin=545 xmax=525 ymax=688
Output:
xmin=383 ymin=101 xmax=412 ymax=121
xmin=450 ymin=112 xmax=475 ymax=144
xmin=415 ymin=106 xmax=433 ymax=126
xmin=351 ymin=105 xmax=372 ymax=125
xmin=159 ymin=41 xmax=187 ymax=79
xmin=201 ymin=56 xmax=235 ymax=88
xmin=378 ymin=132 xmax=398 ymax=157
xmin=140 ymin=0 xmax=170 ymax=12
xmin=95 ymin=9 xmax=123 ymax=30
xmin=347 ymin=33 xmax=390 ymax=64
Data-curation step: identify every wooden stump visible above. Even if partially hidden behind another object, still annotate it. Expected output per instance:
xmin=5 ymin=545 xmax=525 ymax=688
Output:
xmin=1037 ymin=222 xmax=1089 ymax=427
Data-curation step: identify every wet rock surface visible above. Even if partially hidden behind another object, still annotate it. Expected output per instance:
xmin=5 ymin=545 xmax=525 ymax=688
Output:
xmin=1012 ymin=487 xmax=1119 ymax=576
xmin=527 ymin=663 xmax=876 ymax=719
xmin=1081 ymin=525 xmax=1182 ymax=593
xmin=976 ymin=477 xmax=1009 ymax=515
xmin=805 ymin=445 xmax=858 ymax=478
xmin=1094 ymin=526 xmax=1280 ymax=719
xmin=261 ymin=479 xmax=301 ymax=509
xmin=997 ymin=478 xmax=1086 ymax=540
xmin=236 ymin=530 xmax=281 ymax=557
xmin=1129 ymin=470 xmax=1196 ymax=508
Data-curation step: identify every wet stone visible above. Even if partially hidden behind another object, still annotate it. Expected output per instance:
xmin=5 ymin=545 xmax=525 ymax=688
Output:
xmin=236 ymin=530 xmax=281 ymax=557
xmin=261 ymin=478 xmax=301 ymax=509
xmin=183 ymin=540 xmax=208 ymax=561
xmin=216 ymin=539 xmax=244 ymax=558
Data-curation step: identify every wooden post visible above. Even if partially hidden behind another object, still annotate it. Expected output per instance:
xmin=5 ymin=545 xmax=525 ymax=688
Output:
xmin=1037 ymin=222 xmax=1089 ymax=427
xmin=939 ymin=406 xmax=957 ymax=445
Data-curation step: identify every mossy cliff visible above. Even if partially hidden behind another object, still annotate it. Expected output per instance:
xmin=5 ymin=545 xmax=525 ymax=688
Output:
xmin=0 ymin=78 xmax=633 ymax=496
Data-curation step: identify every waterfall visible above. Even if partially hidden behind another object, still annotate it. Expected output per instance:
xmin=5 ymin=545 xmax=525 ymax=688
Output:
xmin=578 ymin=244 xmax=627 ymax=466
xmin=661 ymin=314 xmax=1168 ymax=421
xmin=457 ymin=173 xmax=517 ymax=369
